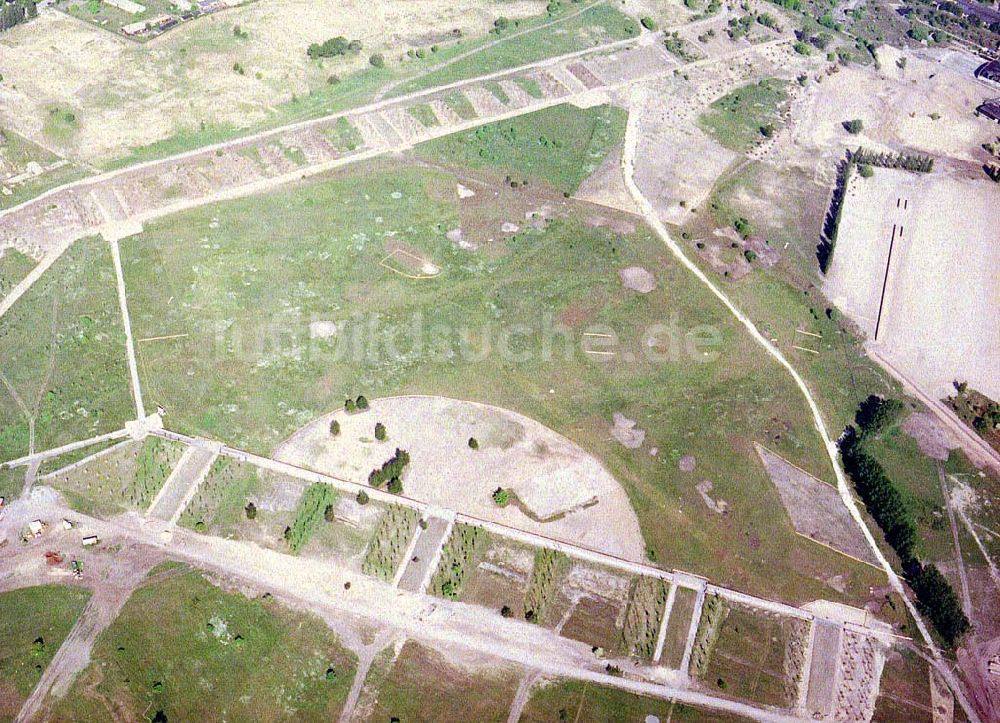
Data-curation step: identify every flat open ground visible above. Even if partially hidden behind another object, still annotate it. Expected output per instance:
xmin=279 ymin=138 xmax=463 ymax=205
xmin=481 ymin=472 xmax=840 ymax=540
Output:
xmin=824 ymin=169 xmax=999 ymax=401
xmin=276 ymin=395 xmax=646 ymax=560
xmin=755 ymin=443 xmax=879 ymax=566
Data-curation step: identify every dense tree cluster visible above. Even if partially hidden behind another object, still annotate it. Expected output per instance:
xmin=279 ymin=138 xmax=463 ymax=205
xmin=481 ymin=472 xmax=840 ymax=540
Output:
xmin=817 ymin=154 xmax=854 ymax=274
xmin=307 ymin=36 xmax=362 ymax=60
xmin=0 ymin=0 xmax=37 ymax=33
xmin=840 ymin=406 xmax=971 ymax=647
xmin=368 ymin=448 xmax=410 ymax=489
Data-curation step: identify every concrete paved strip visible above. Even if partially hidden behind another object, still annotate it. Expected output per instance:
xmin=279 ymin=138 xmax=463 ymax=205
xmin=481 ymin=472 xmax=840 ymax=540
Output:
xmin=146 ymin=446 xmax=217 ymax=523
xmin=652 ymin=582 xmax=677 ymax=663
xmin=805 ymin=621 xmax=841 ymax=718
xmin=396 ymin=516 xmax=453 ymax=593
xmin=678 ymin=582 xmax=707 ymax=676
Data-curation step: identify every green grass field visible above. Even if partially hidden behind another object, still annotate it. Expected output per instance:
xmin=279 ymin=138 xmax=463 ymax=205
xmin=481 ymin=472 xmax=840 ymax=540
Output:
xmin=179 ymin=456 xmax=261 ymax=534
xmin=697 ymin=79 xmax=789 ymax=153
xmin=119 ymin=142 xmax=885 ymax=606
xmin=0 ymin=235 xmax=133 ymax=464
xmin=0 ymin=251 xmax=35 ymax=301
xmin=53 ymin=571 xmax=356 ymax=721
xmin=520 ymin=679 xmax=755 ymax=722
xmin=416 ymin=103 xmax=626 ymax=194
xmin=389 ymin=3 xmax=639 ymax=97
xmin=0 ymin=585 xmax=91 ymax=720
xmin=0 ymin=130 xmax=91 ymax=211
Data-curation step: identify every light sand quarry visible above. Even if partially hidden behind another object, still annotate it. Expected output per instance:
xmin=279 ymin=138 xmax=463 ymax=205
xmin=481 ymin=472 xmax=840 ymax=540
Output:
xmin=824 ymin=169 xmax=1000 ymax=401
xmin=0 ymin=0 xmax=547 ymax=161
xmin=274 ymin=395 xmax=646 ymax=560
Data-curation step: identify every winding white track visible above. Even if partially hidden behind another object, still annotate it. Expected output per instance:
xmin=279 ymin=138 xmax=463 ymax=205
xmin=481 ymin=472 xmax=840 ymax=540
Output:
xmin=620 ymin=86 xmax=982 ymax=723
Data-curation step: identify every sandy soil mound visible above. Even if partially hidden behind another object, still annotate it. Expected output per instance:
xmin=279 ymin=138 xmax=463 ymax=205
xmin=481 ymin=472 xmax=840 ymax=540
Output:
xmin=618 ymin=266 xmax=656 ymax=293
xmin=901 ymin=412 xmax=958 ymax=461
xmin=274 ymin=396 xmax=646 ymax=560
xmin=610 ymin=412 xmax=645 ymax=449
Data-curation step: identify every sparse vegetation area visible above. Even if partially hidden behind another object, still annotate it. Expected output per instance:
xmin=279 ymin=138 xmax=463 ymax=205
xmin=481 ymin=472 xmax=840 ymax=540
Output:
xmin=430 ymin=523 xmax=488 ymax=599
xmin=179 ymin=458 xmax=260 ymax=534
xmin=0 ymin=250 xmax=36 ymax=300
xmin=0 ymin=585 xmax=90 ymax=716
xmin=416 ymin=103 xmax=626 ymax=194
xmin=620 ymin=576 xmax=667 ymax=658
xmin=697 ymin=79 xmax=789 ymax=152
xmin=524 ymin=548 xmax=569 ymax=623
xmin=48 ymin=437 xmax=185 ymax=517
xmin=361 ymin=504 xmax=419 ymax=581
xmin=53 ymin=571 xmax=356 ymax=721
xmin=0 ymin=236 xmax=132 ymax=463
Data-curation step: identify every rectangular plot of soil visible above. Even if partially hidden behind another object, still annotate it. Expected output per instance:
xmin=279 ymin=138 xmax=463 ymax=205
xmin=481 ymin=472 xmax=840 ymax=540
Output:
xmin=872 ymin=646 xmax=933 ymax=723
xmin=560 ymin=595 xmax=626 ymax=654
xmin=756 ymin=444 xmax=879 ymax=565
xmin=661 ymin=586 xmax=698 ymax=670
xmin=699 ymin=604 xmax=805 ymax=709
xmin=806 ymin=621 xmax=841 ymax=717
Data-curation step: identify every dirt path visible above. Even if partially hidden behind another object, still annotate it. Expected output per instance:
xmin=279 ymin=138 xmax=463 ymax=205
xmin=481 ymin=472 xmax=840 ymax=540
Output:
xmin=339 ymin=630 xmax=398 ymax=723
xmin=145 ymin=445 xmax=217 ymax=524
xmin=939 ymin=461 xmax=974 ymax=616
xmin=506 ymin=670 xmax=540 ymax=723
xmin=14 ymin=561 xmax=153 ymax=722
xmin=108 ymin=236 xmax=144 ymax=421
xmin=621 ymin=85 xmax=982 ymax=723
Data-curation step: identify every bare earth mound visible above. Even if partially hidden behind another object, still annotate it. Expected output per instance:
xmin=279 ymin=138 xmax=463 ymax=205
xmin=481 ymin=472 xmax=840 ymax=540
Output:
xmin=275 ymin=396 xmax=646 ymax=560
xmin=755 ymin=444 xmax=879 ymax=566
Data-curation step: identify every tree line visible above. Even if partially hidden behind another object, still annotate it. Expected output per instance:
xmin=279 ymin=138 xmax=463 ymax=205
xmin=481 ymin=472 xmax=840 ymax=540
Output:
xmin=852 ymin=147 xmax=934 ymax=173
xmin=817 ymin=154 xmax=854 ymax=274
xmin=840 ymin=396 xmax=970 ymax=647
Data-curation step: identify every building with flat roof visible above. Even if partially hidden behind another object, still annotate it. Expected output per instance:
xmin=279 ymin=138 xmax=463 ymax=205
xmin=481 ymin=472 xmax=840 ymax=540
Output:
xmin=978 ymin=97 xmax=1000 ymax=122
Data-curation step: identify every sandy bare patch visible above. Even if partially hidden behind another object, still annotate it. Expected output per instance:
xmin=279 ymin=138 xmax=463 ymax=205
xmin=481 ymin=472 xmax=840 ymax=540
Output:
xmin=824 ymin=169 xmax=999 ymax=400
xmin=501 ymin=222 xmax=519 ymax=233
xmin=901 ymin=412 xmax=959 ymax=461
xmin=756 ymin=444 xmax=879 ymax=566
xmin=696 ymin=479 xmax=727 ymax=515
xmin=678 ymin=455 xmax=696 ymax=473
xmin=610 ymin=412 xmax=645 ymax=449
xmin=274 ymin=396 xmax=646 ymax=560
xmin=309 ymin=320 xmax=338 ymax=339
xmin=618 ymin=265 xmax=656 ymax=293
xmin=456 ymin=183 xmax=476 ymax=199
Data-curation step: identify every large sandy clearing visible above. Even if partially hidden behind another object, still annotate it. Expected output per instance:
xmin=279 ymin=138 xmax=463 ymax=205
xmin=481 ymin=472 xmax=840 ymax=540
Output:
xmin=274 ymin=395 xmax=646 ymax=561
xmin=824 ymin=169 xmax=999 ymax=400
xmin=0 ymin=0 xmax=546 ymax=161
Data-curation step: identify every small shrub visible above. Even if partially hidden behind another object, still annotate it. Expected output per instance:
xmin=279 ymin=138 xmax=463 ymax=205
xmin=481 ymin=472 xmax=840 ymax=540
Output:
xmin=743 ymin=249 xmax=757 ymax=263
xmin=492 ymin=487 xmax=510 ymax=506
xmin=387 ymin=477 xmax=402 ymax=494
xmin=468 ymin=437 xmax=479 ymax=449
xmin=369 ymin=53 xmax=385 ymax=68
xmin=345 ymin=398 xmax=356 ymax=413
xmin=500 ymin=605 xmax=513 ymax=618
xmin=640 ymin=16 xmax=657 ymax=30
xmin=356 ymin=490 xmax=370 ymax=505
xmin=245 ymin=502 xmax=257 ymax=520
xmin=329 ymin=419 xmax=340 ymax=436
xmin=356 ymin=395 xmax=369 ymax=410
xmin=374 ymin=422 xmax=387 ymax=441
xmin=859 ymin=164 xmax=874 ymax=178
xmin=843 ymin=118 xmax=864 ymax=134
xmin=324 ymin=504 xmax=336 ymax=522
xmin=734 ymin=217 xmax=753 ymax=238
xmin=792 ymin=41 xmax=812 ymax=55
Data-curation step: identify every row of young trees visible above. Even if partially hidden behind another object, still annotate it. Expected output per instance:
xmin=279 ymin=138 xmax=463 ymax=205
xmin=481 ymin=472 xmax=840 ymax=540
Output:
xmin=817 ymin=155 xmax=854 ymax=274
xmin=0 ymin=0 xmax=37 ymax=33
xmin=852 ymin=147 xmax=934 ymax=173
xmin=840 ymin=396 xmax=970 ymax=647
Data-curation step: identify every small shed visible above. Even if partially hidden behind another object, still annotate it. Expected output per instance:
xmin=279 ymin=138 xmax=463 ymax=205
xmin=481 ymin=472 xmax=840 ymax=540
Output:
xmin=82 ymin=535 xmax=99 ymax=547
